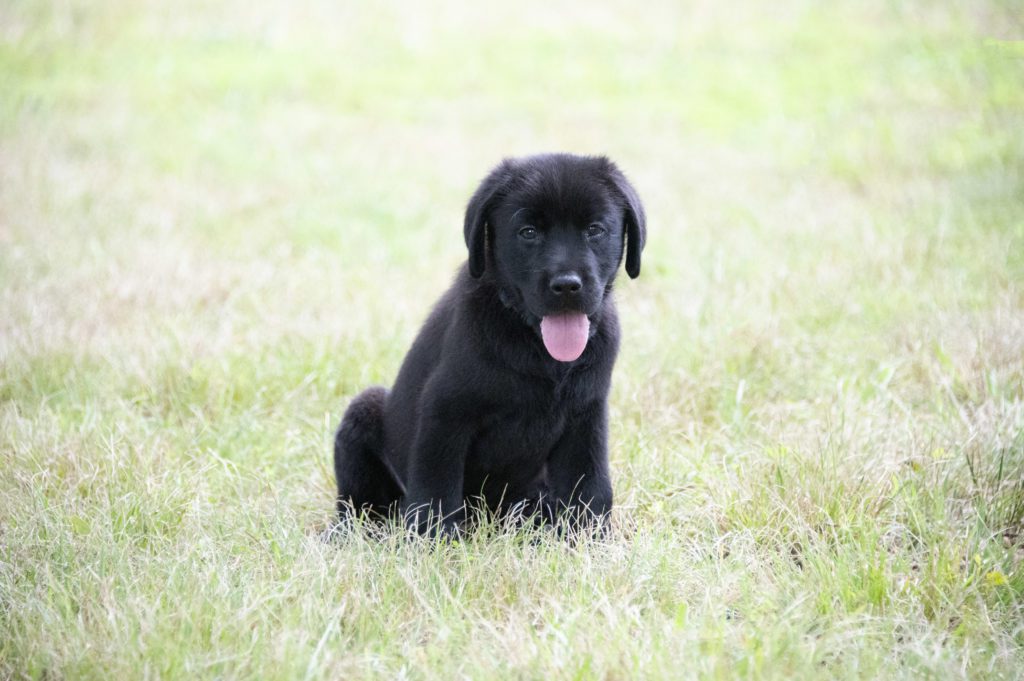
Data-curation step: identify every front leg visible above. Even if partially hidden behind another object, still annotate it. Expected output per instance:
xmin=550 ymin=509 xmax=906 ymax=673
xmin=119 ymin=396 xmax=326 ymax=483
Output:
xmin=546 ymin=400 xmax=613 ymax=536
xmin=402 ymin=400 xmax=473 ymax=538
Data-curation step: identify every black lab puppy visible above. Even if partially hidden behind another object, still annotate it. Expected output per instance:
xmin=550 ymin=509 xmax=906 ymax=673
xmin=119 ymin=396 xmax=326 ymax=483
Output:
xmin=334 ymin=153 xmax=646 ymax=536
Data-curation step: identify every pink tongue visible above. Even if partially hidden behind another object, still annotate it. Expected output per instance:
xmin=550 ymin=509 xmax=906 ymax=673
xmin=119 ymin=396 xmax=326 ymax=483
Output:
xmin=540 ymin=313 xmax=590 ymax=362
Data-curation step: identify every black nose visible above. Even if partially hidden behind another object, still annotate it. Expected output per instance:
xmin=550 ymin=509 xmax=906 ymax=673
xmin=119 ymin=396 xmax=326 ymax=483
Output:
xmin=549 ymin=273 xmax=583 ymax=295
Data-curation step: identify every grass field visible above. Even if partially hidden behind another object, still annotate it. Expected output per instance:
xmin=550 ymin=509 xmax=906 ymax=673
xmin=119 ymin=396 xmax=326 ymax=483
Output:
xmin=2 ymin=0 xmax=1023 ymax=678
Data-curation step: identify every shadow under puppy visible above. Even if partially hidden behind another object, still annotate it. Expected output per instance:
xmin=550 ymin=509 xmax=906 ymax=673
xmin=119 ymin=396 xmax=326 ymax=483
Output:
xmin=334 ymin=153 xmax=646 ymax=537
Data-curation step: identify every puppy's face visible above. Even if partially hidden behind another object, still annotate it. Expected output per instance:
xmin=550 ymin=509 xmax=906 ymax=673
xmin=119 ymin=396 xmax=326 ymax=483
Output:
xmin=490 ymin=170 xmax=624 ymax=322
xmin=464 ymin=154 xmax=646 ymax=362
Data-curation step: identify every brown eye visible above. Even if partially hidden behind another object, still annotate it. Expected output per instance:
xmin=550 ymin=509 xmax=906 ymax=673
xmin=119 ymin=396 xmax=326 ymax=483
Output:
xmin=518 ymin=226 xmax=538 ymax=240
xmin=586 ymin=223 xmax=606 ymax=238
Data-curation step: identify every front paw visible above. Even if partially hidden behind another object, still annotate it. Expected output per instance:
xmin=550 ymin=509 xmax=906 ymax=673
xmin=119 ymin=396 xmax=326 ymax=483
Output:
xmin=554 ymin=503 xmax=611 ymax=541
xmin=402 ymin=500 xmax=465 ymax=539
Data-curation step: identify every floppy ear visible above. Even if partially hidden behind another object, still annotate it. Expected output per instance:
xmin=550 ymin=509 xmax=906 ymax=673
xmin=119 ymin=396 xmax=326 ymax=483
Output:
xmin=605 ymin=161 xmax=647 ymax=279
xmin=463 ymin=161 xmax=513 ymax=278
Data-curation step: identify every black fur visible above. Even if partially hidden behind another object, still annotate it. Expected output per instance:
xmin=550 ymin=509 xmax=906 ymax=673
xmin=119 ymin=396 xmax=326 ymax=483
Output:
xmin=334 ymin=153 xmax=646 ymax=536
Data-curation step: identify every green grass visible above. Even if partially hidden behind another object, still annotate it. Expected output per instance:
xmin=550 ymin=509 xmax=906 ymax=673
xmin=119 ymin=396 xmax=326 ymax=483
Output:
xmin=2 ymin=0 xmax=1023 ymax=678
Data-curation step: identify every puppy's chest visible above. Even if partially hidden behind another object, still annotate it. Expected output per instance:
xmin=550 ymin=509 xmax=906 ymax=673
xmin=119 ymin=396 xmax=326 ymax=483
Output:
xmin=467 ymin=406 xmax=568 ymax=474
xmin=465 ymin=369 xmax=604 ymax=474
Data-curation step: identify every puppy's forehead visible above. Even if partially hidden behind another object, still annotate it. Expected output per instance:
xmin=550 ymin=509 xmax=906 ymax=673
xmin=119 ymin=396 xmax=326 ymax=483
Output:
xmin=503 ymin=161 xmax=617 ymax=224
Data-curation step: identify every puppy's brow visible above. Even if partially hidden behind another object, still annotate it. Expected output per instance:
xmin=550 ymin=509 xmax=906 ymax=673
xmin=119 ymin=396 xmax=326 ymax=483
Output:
xmin=509 ymin=207 xmax=533 ymax=222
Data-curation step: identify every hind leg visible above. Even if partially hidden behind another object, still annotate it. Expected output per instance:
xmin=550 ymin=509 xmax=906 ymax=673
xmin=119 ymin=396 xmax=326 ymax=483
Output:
xmin=333 ymin=386 xmax=403 ymax=521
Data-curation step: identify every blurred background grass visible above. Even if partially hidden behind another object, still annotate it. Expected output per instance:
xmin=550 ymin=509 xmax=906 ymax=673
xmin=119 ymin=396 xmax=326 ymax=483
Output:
xmin=2 ymin=0 xmax=1021 ymax=402
xmin=2 ymin=0 xmax=1023 ymax=678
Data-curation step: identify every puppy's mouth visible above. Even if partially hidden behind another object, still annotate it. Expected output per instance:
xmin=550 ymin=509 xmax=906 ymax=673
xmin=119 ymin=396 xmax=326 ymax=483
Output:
xmin=539 ymin=312 xmax=590 ymax=362
xmin=497 ymin=285 xmax=596 ymax=363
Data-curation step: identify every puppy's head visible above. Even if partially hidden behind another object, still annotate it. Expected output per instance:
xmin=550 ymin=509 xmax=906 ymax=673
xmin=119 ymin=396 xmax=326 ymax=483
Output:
xmin=463 ymin=153 xmax=646 ymax=362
